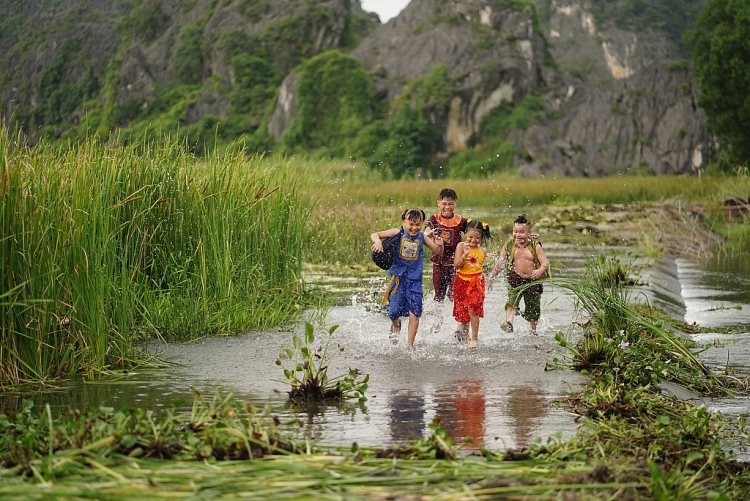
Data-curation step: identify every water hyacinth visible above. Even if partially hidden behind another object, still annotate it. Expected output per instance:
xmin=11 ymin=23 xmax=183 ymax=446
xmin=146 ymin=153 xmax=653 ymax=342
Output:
xmin=276 ymin=322 xmax=369 ymax=403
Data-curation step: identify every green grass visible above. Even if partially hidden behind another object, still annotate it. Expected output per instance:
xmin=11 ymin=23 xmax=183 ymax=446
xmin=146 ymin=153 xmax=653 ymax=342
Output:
xmin=315 ymin=174 xmax=722 ymax=208
xmin=1 ymin=127 xmax=316 ymax=384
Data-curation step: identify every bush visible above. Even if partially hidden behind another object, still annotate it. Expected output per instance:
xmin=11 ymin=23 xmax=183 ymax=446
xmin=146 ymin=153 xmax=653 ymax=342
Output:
xmin=283 ymin=50 xmax=373 ymax=151
xmin=174 ymin=22 xmax=205 ymax=84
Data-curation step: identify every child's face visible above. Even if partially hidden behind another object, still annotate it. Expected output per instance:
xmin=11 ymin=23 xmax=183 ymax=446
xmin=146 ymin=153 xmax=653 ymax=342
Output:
xmin=465 ymin=228 xmax=482 ymax=247
xmin=512 ymin=223 xmax=531 ymax=244
xmin=403 ymin=217 xmax=424 ymax=237
xmin=437 ymin=197 xmax=457 ymax=218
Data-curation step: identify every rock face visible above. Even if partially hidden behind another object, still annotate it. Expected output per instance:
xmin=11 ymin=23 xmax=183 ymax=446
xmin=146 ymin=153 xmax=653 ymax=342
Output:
xmin=515 ymin=66 xmax=712 ymax=176
xmin=351 ymin=0 xmax=551 ymax=151
xmin=2 ymin=0 xmax=712 ymax=177
xmin=115 ymin=0 xmax=353 ymax=113
xmin=1 ymin=0 xmax=370 ymax=138
xmin=271 ymin=0 xmax=551 ymax=144
xmin=268 ymin=73 xmax=299 ymax=142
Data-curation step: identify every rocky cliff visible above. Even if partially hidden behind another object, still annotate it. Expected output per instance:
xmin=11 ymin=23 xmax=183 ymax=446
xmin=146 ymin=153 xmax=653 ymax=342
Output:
xmin=1 ymin=0 xmax=712 ymax=176
xmin=270 ymin=0 xmax=711 ymax=175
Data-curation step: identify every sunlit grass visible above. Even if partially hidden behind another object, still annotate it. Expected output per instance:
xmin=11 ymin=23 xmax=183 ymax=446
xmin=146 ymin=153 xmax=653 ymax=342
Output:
xmin=316 ymin=171 xmax=723 ymax=209
xmin=1 ymin=128 xmax=316 ymax=383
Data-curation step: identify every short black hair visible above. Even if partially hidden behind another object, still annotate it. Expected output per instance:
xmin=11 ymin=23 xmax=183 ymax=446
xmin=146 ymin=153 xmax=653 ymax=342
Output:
xmin=401 ymin=207 xmax=426 ymax=222
xmin=438 ymin=188 xmax=457 ymax=200
xmin=514 ymin=214 xmax=532 ymax=227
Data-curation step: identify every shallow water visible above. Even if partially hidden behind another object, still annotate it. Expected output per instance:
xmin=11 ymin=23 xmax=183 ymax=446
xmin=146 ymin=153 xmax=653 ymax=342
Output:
xmin=3 ymin=248 xmax=750 ymax=456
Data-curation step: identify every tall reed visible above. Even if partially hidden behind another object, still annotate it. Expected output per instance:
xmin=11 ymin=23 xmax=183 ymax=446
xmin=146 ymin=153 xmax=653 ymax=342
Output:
xmin=0 ymin=128 xmax=314 ymax=383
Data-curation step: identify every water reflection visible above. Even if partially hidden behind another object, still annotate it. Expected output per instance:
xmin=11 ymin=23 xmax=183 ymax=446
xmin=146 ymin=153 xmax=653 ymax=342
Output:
xmin=507 ymin=385 xmax=547 ymax=449
xmin=388 ymin=390 xmax=425 ymax=442
xmin=434 ymin=380 xmax=486 ymax=447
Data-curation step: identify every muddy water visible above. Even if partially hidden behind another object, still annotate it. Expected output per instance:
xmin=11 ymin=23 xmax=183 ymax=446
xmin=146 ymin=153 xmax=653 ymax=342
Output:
xmin=3 ymin=249 xmax=750 ymax=455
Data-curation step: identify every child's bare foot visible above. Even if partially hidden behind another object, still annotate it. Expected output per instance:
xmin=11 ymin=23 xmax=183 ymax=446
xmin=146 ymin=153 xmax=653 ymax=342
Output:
xmin=389 ymin=319 xmax=401 ymax=344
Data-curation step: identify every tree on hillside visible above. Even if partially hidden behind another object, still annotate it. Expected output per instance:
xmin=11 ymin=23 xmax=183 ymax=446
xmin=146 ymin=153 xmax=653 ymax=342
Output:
xmin=686 ymin=0 xmax=750 ymax=163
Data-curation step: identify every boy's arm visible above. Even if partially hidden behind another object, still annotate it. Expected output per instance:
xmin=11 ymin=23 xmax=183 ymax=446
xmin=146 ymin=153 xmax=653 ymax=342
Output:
xmin=424 ymin=233 xmax=444 ymax=255
xmin=530 ymin=243 xmax=550 ymax=280
xmin=489 ymin=248 xmax=508 ymax=281
xmin=370 ymin=228 xmax=400 ymax=252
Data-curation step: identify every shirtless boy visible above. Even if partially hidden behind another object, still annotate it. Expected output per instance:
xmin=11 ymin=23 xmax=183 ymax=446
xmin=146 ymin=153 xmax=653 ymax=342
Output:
xmin=489 ymin=215 xmax=549 ymax=335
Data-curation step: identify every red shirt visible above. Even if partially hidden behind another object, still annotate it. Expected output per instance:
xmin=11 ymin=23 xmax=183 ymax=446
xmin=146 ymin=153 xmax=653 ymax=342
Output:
xmin=428 ymin=213 xmax=467 ymax=266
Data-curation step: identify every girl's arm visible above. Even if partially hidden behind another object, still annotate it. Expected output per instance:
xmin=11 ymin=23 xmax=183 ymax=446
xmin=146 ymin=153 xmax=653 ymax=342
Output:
xmin=453 ymin=242 xmax=469 ymax=268
xmin=424 ymin=233 xmax=444 ymax=255
xmin=370 ymin=228 xmax=400 ymax=252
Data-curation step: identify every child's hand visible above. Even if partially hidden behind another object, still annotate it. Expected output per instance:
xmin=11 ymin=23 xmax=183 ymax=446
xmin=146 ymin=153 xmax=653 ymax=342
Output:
xmin=462 ymin=245 xmax=470 ymax=257
xmin=531 ymin=268 xmax=546 ymax=280
xmin=372 ymin=241 xmax=384 ymax=253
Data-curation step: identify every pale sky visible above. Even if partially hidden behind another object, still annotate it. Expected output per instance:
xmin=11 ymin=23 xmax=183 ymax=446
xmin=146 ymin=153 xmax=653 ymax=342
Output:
xmin=360 ymin=0 xmax=411 ymax=23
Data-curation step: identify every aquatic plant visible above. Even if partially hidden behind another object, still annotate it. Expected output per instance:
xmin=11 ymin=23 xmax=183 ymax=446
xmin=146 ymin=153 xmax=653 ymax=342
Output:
xmin=276 ymin=322 xmax=369 ymax=403
xmin=534 ymin=251 xmax=750 ymax=498
xmin=373 ymin=420 xmax=459 ymax=460
xmin=0 ymin=391 xmax=300 ymax=479
xmin=0 ymin=126 xmax=315 ymax=383
xmin=549 ymin=253 xmax=726 ymax=393
xmin=1 ymin=389 xmax=748 ymax=499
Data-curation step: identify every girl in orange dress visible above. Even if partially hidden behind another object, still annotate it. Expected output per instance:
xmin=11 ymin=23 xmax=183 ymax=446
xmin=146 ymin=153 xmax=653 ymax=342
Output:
xmin=452 ymin=220 xmax=492 ymax=347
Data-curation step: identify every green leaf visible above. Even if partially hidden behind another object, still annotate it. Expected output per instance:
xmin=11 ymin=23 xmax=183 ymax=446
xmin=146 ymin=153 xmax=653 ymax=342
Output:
xmin=305 ymin=322 xmax=315 ymax=345
xmin=293 ymin=336 xmax=301 ymax=350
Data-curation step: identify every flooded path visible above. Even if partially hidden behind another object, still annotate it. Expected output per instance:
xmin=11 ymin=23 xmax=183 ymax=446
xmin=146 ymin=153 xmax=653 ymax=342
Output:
xmin=3 ymin=248 xmax=750 ymax=455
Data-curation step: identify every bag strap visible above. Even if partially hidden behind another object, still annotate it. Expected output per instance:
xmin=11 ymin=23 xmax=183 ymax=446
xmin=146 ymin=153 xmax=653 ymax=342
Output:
xmin=504 ymin=237 xmax=543 ymax=269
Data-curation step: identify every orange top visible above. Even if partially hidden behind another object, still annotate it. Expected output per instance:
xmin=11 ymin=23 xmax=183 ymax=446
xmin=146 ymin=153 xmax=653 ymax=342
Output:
xmin=457 ymin=247 xmax=484 ymax=278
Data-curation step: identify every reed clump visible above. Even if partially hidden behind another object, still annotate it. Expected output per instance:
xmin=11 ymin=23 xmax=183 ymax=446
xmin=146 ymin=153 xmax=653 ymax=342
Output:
xmin=534 ymin=253 xmax=750 ymax=499
xmin=1 ymin=128 xmax=315 ymax=384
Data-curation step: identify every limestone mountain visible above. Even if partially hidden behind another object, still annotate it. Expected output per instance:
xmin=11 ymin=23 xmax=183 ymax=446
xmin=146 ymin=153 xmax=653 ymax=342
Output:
xmin=1 ymin=0 xmax=377 ymax=149
xmin=0 ymin=0 xmax=712 ymax=176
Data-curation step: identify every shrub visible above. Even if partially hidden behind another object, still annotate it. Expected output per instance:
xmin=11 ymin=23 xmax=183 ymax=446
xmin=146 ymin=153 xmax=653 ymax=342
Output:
xmin=283 ymin=50 xmax=373 ymax=151
xmin=174 ymin=22 xmax=205 ymax=84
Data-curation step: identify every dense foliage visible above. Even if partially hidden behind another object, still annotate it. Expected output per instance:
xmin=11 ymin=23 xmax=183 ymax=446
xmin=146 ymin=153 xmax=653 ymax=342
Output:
xmin=283 ymin=51 xmax=373 ymax=153
xmin=0 ymin=129 xmax=315 ymax=383
xmin=686 ymin=0 xmax=750 ymax=164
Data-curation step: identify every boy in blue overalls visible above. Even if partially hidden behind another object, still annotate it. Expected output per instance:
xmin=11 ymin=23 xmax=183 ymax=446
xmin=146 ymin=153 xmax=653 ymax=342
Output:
xmin=371 ymin=208 xmax=444 ymax=347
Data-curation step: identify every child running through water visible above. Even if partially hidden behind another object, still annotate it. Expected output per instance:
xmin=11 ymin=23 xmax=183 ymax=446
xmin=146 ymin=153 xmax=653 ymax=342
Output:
xmin=426 ymin=189 xmax=467 ymax=333
xmin=371 ymin=208 xmax=444 ymax=347
xmin=489 ymin=214 xmax=549 ymax=336
xmin=452 ymin=220 xmax=492 ymax=348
